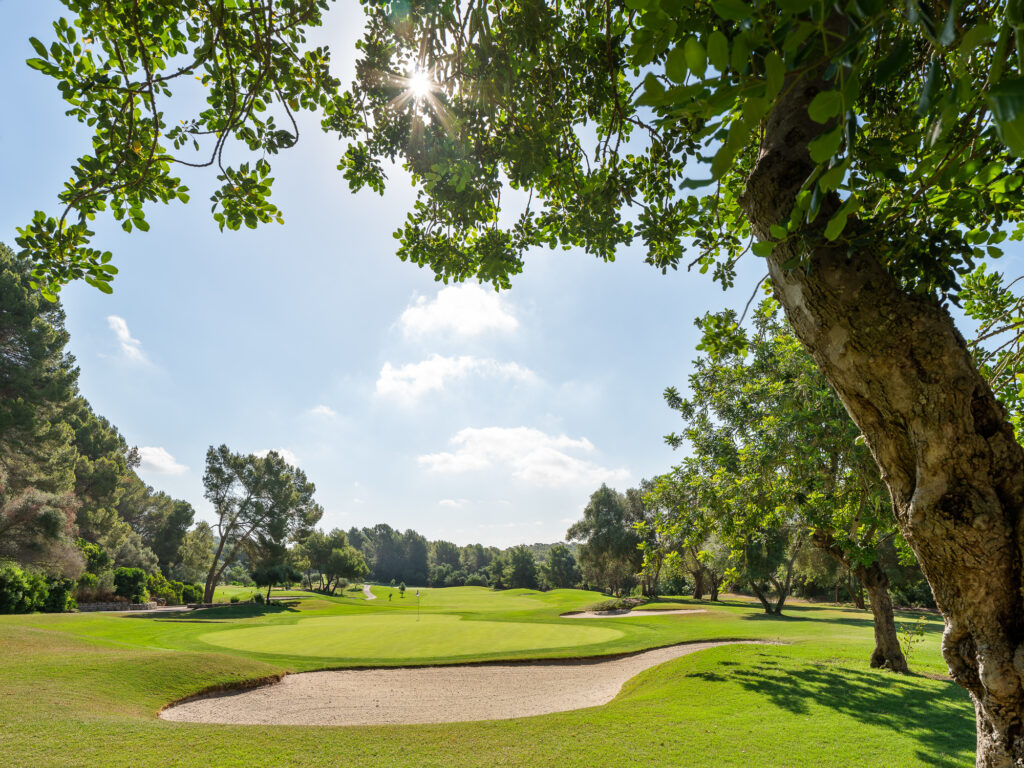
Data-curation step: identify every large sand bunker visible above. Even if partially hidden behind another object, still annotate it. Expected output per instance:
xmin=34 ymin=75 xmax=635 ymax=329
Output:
xmin=161 ymin=641 xmax=767 ymax=726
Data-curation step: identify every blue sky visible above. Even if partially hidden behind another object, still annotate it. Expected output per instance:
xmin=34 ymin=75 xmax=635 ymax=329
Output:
xmin=6 ymin=2 xmax=1009 ymax=548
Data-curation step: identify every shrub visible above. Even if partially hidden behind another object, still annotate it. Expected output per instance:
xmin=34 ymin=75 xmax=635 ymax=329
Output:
xmin=180 ymin=583 xmax=203 ymax=603
xmin=43 ymin=578 xmax=76 ymax=613
xmin=76 ymin=572 xmax=99 ymax=602
xmin=0 ymin=564 xmax=74 ymax=613
xmin=588 ymin=597 xmax=646 ymax=613
xmin=0 ymin=563 xmax=30 ymax=613
xmin=147 ymin=572 xmax=182 ymax=605
xmin=230 ymin=595 xmax=240 ymax=603
xmin=22 ymin=572 xmax=48 ymax=611
xmin=253 ymin=592 xmax=264 ymax=604
xmin=76 ymin=538 xmax=111 ymax=575
xmin=113 ymin=567 xmax=148 ymax=604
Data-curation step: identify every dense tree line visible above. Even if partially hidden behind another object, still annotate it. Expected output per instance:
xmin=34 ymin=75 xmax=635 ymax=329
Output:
xmin=0 ymin=245 xmax=209 ymax=611
xmin=299 ymin=523 xmax=582 ymax=593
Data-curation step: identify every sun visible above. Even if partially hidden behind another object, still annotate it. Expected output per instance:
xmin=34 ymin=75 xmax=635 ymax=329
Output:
xmin=406 ymin=67 xmax=434 ymax=102
xmin=383 ymin=59 xmax=454 ymax=134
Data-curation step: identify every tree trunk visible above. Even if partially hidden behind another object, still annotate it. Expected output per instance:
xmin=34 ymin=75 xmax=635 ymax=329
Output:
xmin=741 ymin=60 xmax=1024 ymax=767
xmin=749 ymin=579 xmax=778 ymax=614
xmin=850 ymin=572 xmax=866 ymax=610
xmin=708 ymin=573 xmax=720 ymax=602
xmin=692 ymin=568 xmax=705 ymax=600
xmin=203 ymin=533 xmax=230 ymax=603
xmin=855 ymin=562 xmax=909 ymax=674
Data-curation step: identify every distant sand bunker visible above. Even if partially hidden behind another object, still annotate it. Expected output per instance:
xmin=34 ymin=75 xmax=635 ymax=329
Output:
xmin=160 ymin=641 xmax=766 ymax=726
xmin=561 ymin=608 xmax=708 ymax=619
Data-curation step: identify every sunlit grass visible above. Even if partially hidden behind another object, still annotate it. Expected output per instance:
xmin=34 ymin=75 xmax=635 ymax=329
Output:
xmin=0 ymin=587 xmax=971 ymax=767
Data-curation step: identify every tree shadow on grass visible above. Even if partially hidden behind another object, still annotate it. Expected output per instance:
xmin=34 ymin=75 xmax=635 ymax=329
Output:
xmin=689 ymin=652 xmax=972 ymax=767
xmin=123 ymin=602 xmax=302 ymax=622
xmin=736 ymin=607 xmax=945 ymax=636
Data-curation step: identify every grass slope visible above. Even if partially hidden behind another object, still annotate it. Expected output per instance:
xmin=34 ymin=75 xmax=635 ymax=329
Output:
xmin=0 ymin=587 xmax=974 ymax=767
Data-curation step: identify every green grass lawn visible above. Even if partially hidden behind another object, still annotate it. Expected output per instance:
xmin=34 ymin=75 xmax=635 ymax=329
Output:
xmin=0 ymin=587 xmax=974 ymax=767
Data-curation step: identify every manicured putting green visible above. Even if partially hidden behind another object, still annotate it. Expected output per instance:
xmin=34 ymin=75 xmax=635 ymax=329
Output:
xmin=201 ymin=613 xmax=623 ymax=660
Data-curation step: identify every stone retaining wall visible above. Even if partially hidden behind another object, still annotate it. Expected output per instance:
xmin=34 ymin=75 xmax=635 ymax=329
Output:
xmin=76 ymin=601 xmax=159 ymax=612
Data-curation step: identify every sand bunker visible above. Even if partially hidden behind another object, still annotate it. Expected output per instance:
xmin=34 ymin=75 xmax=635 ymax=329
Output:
xmin=562 ymin=608 xmax=707 ymax=619
xmin=160 ymin=641 xmax=765 ymax=726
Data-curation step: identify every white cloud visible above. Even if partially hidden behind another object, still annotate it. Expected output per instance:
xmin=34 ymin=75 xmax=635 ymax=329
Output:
xmin=138 ymin=446 xmax=188 ymax=475
xmin=255 ymin=448 xmax=300 ymax=466
xmin=107 ymin=315 xmax=148 ymax=363
xmin=439 ymin=498 xmax=469 ymax=508
xmin=418 ymin=427 xmax=631 ymax=487
xmin=399 ymin=284 xmax=518 ymax=338
xmin=376 ymin=354 xmax=536 ymax=403
xmin=309 ymin=404 xmax=337 ymax=418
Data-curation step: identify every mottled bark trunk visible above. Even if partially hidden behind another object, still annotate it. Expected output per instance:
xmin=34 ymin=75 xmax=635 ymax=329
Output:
xmin=741 ymin=62 xmax=1024 ymax=767
xmin=855 ymin=562 xmax=908 ymax=674
xmin=811 ymin=531 xmax=904 ymax=671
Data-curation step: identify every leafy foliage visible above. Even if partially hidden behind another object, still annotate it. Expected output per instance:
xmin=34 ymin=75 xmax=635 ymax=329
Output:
xmin=17 ymin=0 xmax=345 ymax=297
xmin=113 ymin=566 xmax=148 ymax=603
xmin=202 ymin=444 xmax=323 ymax=602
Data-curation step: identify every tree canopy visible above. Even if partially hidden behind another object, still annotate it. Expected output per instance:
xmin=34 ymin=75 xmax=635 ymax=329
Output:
xmin=201 ymin=444 xmax=323 ymax=602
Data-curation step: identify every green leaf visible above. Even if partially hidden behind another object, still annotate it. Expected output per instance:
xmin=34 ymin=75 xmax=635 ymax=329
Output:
xmin=764 ymin=52 xmax=785 ymax=98
xmin=958 ymin=23 xmax=995 ymax=58
xmin=824 ymin=195 xmax=860 ymax=241
xmin=986 ymin=77 xmax=1024 ymax=122
xmin=25 ymin=58 xmax=54 ymax=73
xmin=993 ymin=114 xmax=1024 ymax=156
xmin=684 ymin=38 xmax=707 ymax=79
xmin=665 ymin=47 xmax=688 ymax=83
xmin=28 ymin=37 xmax=48 ymax=58
xmin=808 ymin=125 xmax=843 ymax=164
xmin=986 ymin=78 xmax=1024 ymax=155
xmin=938 ymin=0 xmax=958 ymax=47
xmin=917 ymin=59 xmax=941 ymax=116
xmin=680 ymin=178 xmax=715 ymax=189
xmin=818 ymin=159 xmax=849 ymax=192
xmin=808 ymin=90 xmax=842 ymax=123
xmin=711 ymin=0 xmax=751 ymax=21
xmin=769 ymin=224 xmax=788 ymax=239
xmin=708 ymin=31 xmax=729 ymax=72
xmin=730 ymin=35 xmax=751 ymax=73
xmin=874 ymin=41 xmax=911 ymax=84
xmin=751 ymin=241 xmax=775 ymax=257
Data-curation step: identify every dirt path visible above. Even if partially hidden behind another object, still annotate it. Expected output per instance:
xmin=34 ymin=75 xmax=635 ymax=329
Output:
xmin=160 ymin=641 xmax=768 ymax=726
xmin=362 ymin=584 xmax=376 ymax=601
xmin=561 ymin=608 xmax=707 ymax=619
